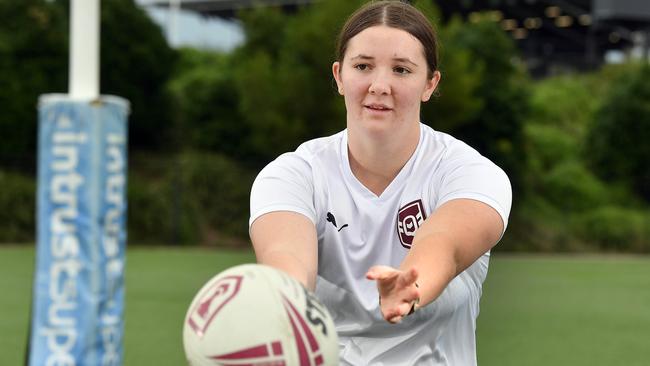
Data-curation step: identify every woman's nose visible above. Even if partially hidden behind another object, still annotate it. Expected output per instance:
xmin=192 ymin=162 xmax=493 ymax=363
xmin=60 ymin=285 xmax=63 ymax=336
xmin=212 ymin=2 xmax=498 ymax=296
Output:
xmin=368 ymin=72 xmax=391 ymax=95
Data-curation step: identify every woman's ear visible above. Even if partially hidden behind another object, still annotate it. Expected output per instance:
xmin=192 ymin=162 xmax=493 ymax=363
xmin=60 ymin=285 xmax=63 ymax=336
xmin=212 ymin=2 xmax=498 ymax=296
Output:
xmin=421 ymin=70 xmax=441 ymax=102
xmin=332 ymin=61 xmax=344 ymax=95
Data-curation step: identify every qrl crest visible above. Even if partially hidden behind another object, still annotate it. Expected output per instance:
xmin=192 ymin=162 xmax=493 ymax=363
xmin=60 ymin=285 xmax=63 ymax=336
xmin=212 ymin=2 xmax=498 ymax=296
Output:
xmin=396 ymin=199 xmax=427 ymax=249
xmin=187 ymin=275 xmax=242 ymax=337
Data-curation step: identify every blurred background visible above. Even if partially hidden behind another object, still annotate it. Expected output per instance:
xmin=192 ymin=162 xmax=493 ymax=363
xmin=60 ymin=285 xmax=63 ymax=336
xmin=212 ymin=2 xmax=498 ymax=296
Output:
xmin=1 ymin=0 xmax=648 ymax=251
xmin=1 ymin=0 xmax=649 ymax=365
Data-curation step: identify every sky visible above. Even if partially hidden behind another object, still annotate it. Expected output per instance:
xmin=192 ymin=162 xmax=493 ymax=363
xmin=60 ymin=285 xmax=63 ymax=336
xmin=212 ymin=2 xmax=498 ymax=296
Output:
xmin=135 ymin=1 xmax=245 ymax=51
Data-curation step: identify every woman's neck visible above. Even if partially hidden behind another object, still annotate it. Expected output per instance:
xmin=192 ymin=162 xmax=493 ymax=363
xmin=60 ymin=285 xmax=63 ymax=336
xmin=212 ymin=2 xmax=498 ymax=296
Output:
xmin=347 ymin=124 xmax=420 ymax=196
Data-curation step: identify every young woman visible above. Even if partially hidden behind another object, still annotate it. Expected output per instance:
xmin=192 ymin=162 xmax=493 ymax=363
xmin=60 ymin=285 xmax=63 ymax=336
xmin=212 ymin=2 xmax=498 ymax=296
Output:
xmin=249 ymin=1 xmax=512 ymax=364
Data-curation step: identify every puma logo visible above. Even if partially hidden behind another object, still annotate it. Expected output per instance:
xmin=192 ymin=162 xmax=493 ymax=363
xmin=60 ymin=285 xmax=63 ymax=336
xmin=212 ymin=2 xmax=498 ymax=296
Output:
xmin=326 ymin=212 xmax=349 ymax=232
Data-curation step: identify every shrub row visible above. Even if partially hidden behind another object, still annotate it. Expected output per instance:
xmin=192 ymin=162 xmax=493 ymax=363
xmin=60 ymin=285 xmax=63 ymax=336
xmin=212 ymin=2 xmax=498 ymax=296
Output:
xmin=0 ymin=171 xmax=35 ymax=242
xmin=499 ymin=197 xmax=650 ymax=253
xmin=0 ymin=152 xmax=255 ymax=248
xmin=127 ymin=151 xmax=255 ymax=246
xmin=1 ymin=151 xmax=648 ymax=252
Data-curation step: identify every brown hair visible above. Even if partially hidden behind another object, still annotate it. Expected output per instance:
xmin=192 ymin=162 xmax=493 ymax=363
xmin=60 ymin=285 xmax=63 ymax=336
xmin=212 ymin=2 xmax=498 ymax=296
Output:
xmin=336 ymin=0 xmax=439 ymax=79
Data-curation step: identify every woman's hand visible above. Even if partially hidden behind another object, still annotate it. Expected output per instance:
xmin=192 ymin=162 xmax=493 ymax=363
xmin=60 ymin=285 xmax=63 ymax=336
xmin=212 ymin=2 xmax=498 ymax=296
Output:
xmin=366 ymin=265 xmax=420 ymax=324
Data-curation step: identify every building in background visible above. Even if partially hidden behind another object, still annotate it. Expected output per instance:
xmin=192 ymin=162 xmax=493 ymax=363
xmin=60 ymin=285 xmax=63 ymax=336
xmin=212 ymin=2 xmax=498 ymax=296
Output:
xmin=437 ymin=0 xmax=650 ymax=76
xmin=138 ymin=0 xmax=650 ymax=77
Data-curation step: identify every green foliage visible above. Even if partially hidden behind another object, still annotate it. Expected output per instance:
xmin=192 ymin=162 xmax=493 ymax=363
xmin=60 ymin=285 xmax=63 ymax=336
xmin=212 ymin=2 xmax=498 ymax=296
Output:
xmin=227 ymin=0 xmax=362 ymax=163
xmin=233 ymin=50 xmax=307 ymax=160
xmin=224 ymin=0 xmax=527 ymax=174
xmin=525 ymin=124 xmax=579 ymax=176
xmin=0 ymin=0 xmax=177 ymax=167
xmin=586 ymin=64 xmax=650 ymax=201
xmin=522 ymin=74 xmax=608 ymax=211
xmin=1 ymin=0 xmax=648 ymax=253
xmin=422 ymin=16 xmax=484 ymax=132
xmin=127 ymin=156 xmax=191 ymax=245
xmin=0 ymin=152 xmax=254 ymax=246
xmin=237 ymin=5 xmax=288 ymax=59
xmin=165 ymin=1 xmax=528 ymax=178
xmin=278 ymin=0 xmax=361 ymax=138
xmin=540 ymin=160 xmax=609 ymax=211
xmin=0 ymin=171 xmax=35 ymax=242
xmin=99 ymin=0 xmax=178 ymax=151
xmin=498 ymin=201 xmax=562 ymax=252
xmin=0 ymin=0 xmax=67 ymax=164
xmin=167 ymin=48 xmax=248 ymax=158
xmin=512 ymin=64 xmax=650 ymax=253
xmin=410 ymin=2 xmax=486 ymax=134
xmin=412 ymin=0 xmax=442 ymax=23
xmin=229 ymin=6 xmax=302 ymax=161
xmin=128 ymin=152 xmax=254 ymax=246
xmin=528 ymin=75 xmax=600 ymax=138
xmin=574 ymin=207 xmax=650 ymax=252
xmin=175 ymin=151 xmax=255 ymax=243
xmin=523 ymin=74 xmax=596 ymax=201
xmin=497 ymin=66 xmax=650 ymax=252
xmin=435 ymin=17 xmax=529 ymax=194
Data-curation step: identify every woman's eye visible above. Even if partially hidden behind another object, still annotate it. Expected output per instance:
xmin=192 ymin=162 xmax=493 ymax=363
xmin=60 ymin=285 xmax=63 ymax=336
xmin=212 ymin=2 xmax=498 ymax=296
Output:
xmin=355 ymin=64 xmax=369 ymax=71
xmin=394 ymin=67 xmax=410 ymax=74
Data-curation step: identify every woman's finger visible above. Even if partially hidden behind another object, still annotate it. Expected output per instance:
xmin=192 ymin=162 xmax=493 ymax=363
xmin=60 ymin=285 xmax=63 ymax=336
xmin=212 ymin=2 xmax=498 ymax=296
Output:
xmin=398 ymin=267 xmax=418 ymax=288
xmin=366 ymin=265 xmax=399 ymax=280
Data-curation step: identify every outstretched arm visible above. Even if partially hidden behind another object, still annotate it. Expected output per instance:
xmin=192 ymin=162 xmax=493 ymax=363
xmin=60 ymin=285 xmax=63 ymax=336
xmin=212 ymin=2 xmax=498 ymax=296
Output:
xmin=250 ymin=211 xmax=319 ymax=290
xmin=367 ymin=198 xmax=504 ymax=323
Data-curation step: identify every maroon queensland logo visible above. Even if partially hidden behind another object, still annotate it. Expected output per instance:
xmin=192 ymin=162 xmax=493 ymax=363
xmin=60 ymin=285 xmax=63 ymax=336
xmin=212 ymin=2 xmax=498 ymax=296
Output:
xmin=187 ymin=275 xmax=243 ymax=337
xmin=396 ymin=199 xmax=427 ymax=249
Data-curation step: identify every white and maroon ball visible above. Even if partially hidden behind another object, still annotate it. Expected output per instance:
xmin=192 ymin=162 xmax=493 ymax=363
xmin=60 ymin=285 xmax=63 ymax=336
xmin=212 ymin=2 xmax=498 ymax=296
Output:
xmin=183 ymin=264 xmax=339 ymax=366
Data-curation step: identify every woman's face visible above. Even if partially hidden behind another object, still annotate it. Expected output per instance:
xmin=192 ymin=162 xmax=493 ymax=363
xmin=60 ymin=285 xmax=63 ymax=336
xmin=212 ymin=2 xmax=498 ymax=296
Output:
xmin=333 ymin=25 xmax=440 ymax=137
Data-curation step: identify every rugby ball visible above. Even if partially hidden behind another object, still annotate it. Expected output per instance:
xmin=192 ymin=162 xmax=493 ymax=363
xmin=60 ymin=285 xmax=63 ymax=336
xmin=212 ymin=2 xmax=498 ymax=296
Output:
xmin=183 ymin=264 xmax=339 ymax=366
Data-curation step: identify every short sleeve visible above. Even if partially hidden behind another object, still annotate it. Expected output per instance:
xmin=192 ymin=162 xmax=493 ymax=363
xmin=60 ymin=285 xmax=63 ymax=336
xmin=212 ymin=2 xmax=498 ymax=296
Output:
xmin=434 ymin=150 xmax=512 ymax=232
xmin=249 ymin=152 xmax=317 ymax=228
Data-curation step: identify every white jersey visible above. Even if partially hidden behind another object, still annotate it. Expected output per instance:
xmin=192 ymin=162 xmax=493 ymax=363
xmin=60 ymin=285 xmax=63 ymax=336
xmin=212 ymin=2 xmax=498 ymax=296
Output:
xmin=250 ymin=123 xmax=512 ymax=366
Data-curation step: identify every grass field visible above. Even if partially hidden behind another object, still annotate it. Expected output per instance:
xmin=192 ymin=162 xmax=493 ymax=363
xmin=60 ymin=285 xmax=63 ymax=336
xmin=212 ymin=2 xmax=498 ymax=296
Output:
xmin=1 ymin=246 xmax=649 ymax=365
xmin=477 ymin=254 xmax=650 ymax=365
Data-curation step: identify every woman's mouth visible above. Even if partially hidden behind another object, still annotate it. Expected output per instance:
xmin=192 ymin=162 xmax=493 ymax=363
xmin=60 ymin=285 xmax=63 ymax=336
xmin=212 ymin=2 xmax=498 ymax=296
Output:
xmin=365 ymin=103 xmax=392 ymax=112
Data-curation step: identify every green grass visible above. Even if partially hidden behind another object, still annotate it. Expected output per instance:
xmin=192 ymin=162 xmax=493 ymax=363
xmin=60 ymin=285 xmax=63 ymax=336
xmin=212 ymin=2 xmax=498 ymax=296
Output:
xmin=477 ymin=255 xmax=650 ymax=366
xmin=122 ymin=247 xmax=256 ymax=365
xmin=0 ymin=246 xmax=255 ymax=366
xmin=2 ymin=247 xmax=649 ymax=365
xmin=0 ymin=246 xmax=34 ymax=365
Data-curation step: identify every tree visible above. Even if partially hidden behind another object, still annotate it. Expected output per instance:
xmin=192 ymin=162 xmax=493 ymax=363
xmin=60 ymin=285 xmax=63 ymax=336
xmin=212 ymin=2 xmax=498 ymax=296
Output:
xmin=167 ymin=48 xmax=248 ymax=158
xmin=220 ymin=0 xmax=526 ymax=174
xmin=230 ymin=0 xmax=362 ymax=164
xmin=99 ymin=0 xmax=177 ymax=151
xmin=437 ymin=16 xmax=529 ymax=194
xmin=0 ymin=0 xmax=67 ymax=169
xmin=586 ymin=64 xmax=650 ymax=201
xmin=0 ymin=0 xmax=178 ymax=168
xmin=412 ymin=1 xmax=484 ymax=133
xmin=419 ymin=16 xmax=484 ymax=133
